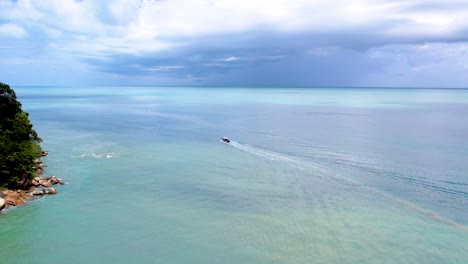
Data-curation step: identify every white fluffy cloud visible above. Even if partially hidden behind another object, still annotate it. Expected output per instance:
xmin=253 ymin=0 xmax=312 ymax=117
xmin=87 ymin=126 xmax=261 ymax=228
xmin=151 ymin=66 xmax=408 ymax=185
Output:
xmin=2 ymin=0 xmax=468 ymax=55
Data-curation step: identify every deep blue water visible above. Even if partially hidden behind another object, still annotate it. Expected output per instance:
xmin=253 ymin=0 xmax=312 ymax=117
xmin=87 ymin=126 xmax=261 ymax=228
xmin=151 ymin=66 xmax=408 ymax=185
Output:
xmin=1 ymin=87 xmax=467 ymax=263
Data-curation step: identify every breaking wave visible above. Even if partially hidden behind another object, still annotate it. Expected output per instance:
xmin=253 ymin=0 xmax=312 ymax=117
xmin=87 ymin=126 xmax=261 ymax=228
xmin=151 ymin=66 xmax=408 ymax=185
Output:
xmin=79 ymin=153 xmax=116 ymax=159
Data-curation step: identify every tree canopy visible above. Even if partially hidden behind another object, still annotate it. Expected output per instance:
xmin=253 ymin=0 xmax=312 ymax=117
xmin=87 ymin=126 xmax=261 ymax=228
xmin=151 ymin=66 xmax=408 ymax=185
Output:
xmin=0 ymin=82 xmax=42 ymax=189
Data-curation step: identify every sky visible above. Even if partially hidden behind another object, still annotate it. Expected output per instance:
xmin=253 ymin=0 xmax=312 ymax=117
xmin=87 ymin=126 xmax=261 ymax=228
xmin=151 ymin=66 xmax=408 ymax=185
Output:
xmin=1 ymin=0 xmax=468 ymax=87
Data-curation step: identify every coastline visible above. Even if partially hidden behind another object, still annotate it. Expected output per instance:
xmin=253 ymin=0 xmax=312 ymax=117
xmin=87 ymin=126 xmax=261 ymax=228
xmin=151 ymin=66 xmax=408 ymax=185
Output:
xmin=0 ymin=151 xmax=64 ymax=212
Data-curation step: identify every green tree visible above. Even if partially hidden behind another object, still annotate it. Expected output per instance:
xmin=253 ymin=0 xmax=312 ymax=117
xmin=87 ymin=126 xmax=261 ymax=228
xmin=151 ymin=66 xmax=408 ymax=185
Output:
xmin=0 ymin=82 xmax=42 ymax=189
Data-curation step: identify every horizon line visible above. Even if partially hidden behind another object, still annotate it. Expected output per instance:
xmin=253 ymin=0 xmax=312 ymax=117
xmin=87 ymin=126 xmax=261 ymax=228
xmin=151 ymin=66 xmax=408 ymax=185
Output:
xmin=10 ymin=85 xmax=468 ymax=90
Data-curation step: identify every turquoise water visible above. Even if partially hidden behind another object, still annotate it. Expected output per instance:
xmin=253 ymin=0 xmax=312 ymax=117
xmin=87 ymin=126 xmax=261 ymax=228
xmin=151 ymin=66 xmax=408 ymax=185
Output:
xmin=1 ymin=87 xmax=467 ymax=263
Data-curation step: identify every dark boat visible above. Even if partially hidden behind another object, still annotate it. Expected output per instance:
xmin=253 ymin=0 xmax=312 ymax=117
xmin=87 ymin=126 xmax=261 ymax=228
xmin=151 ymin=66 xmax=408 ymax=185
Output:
xmin=221 ymin=137 xmax=230 ymax=143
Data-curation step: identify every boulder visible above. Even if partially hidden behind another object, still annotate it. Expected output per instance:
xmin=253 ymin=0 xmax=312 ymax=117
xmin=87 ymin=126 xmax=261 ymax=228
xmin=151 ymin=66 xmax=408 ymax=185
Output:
xmin=47 ymin=188 xmax=56 ymax=195
xmin=2 ymin=191 xmax=26 ymax=207
xmin=17 ymin=190 xmax=29 ymax=198
xmin=0 ymin=198 xmax=5 ymax=211
xmin=40 ymin=181 xmax=51 ymax=187
xmin=50 ymin=177 xmax=59 ymax=185
xmin=7 ymin=191 xmax=21 ymax=199
xmin=4 ymin=197 xmax=24 ymax=206
xmin=32 ymin=179 xmax=40 ymax=186
xmin=41 ymin=151 xmax=48 ymax=156
xmin=32 ymin=189 xmax=45 ymax=195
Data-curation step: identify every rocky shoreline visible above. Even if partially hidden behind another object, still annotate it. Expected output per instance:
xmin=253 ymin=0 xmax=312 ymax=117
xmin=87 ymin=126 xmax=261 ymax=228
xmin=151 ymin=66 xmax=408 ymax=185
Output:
xmin=0 ymin=151 xmax=64 ymax=212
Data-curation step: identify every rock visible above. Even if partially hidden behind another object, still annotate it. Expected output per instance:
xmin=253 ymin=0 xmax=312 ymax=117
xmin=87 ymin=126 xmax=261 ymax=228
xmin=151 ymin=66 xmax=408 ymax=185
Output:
xmin=32 ymin=189 xmax=45 ymax=195
xmin=0 ymin=198 xmax=5 ymax=211
xmin=36 ymin=168 xmax=44 ymax=174
xmin=7 ymin=191 xmax=21 ymax=199
xmin=40 ymin=181 xmax=51 ymax=187
xmin=4 ymin=197 xmax=24 ymax=206
xmin=47 ymin=188 xmax=56 ymax=195
xmin=34 ymin=158 xmax=41 ymax=164
xmin=41 ymin=151 xmax=48 ymax=156
xmin=50 ymin=177 xmax=59 ymax=185
xmin=17 ymin=190 xmax=29 ymax=198
xmin=2 ymin=191 xmax=26 ymax=207
xmin=40 ymin=176 xmax=52 ymax=181
xmin=32 ymin=179 xmax=40 ymax=186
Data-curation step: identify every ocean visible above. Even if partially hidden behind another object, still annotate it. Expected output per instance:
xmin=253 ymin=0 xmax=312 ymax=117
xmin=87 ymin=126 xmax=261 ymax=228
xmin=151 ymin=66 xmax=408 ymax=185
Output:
xmin=1 ymin=87 xmax=467 ymax=263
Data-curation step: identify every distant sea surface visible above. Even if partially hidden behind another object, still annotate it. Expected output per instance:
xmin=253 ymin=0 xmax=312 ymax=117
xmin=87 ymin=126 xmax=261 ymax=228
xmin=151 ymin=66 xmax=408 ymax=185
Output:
xmin=1 ymin=87 xmax=467 ymax=263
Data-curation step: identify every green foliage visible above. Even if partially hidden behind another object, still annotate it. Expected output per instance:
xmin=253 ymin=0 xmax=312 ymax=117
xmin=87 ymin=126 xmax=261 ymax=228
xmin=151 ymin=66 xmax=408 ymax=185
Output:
xmin=0 ymin=82 xmax=42 ymax=189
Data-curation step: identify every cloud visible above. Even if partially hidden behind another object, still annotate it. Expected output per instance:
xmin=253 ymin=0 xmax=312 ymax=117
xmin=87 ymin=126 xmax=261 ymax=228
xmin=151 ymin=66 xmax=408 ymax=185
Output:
xmin=0 ymin=23 xmax=27 ymax=38
xmin=4 ymin=0 xmax=468 ymax=54
xmin=143 ymin=65 xmax=185 ymax=71
xmin=307 ymin=47 xmax=340 ymax=56
xmin=218 ymin=57 xmax=239 ymax=62
xmin=361 ymin=42 xmax=468 ymax=87
xmin=1 ymin=0 xmax=468 ymax=86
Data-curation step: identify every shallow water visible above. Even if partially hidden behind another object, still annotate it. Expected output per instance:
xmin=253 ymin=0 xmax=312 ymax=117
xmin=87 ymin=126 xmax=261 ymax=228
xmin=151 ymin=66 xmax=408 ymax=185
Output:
xmin=1 ymin=87 xmax=467 ymax=263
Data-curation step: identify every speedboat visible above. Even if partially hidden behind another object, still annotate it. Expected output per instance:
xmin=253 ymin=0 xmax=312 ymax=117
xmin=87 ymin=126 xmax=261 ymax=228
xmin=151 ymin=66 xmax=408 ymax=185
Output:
xmin=221 ymin=137 xmax=230 ymax=143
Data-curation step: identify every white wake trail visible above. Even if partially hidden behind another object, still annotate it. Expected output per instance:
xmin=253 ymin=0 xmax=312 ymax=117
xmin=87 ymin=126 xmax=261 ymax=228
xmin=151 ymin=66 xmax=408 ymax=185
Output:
xmin=229 ymin=141 xmax=307 ymax=169
xmin=226 ymin=140 xmax=468 ymax=232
